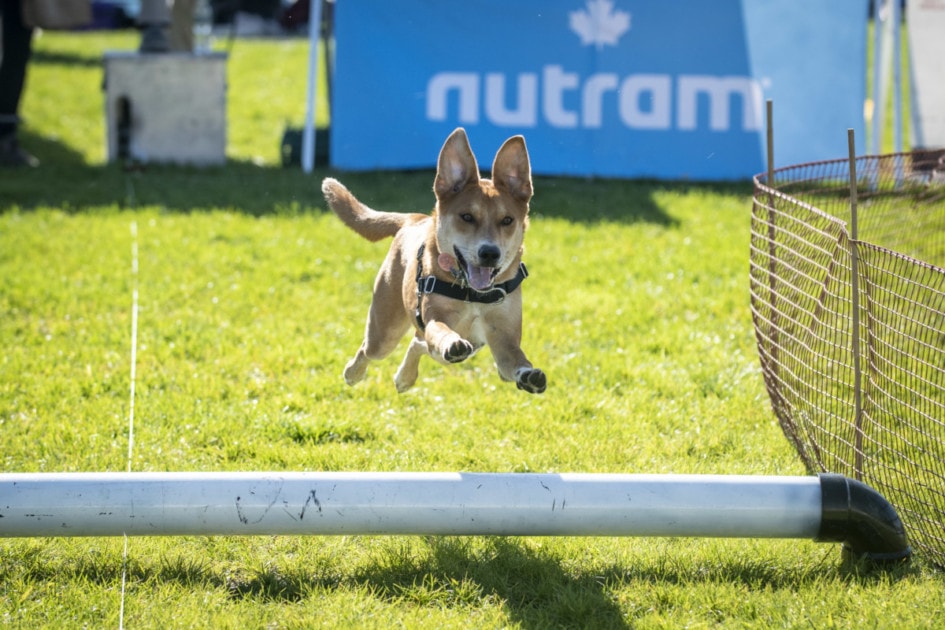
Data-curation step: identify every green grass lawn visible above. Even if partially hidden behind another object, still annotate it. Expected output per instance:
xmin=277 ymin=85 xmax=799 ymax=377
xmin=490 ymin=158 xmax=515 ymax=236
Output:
xmin=1 ymin=31 xmax=942 ymax=629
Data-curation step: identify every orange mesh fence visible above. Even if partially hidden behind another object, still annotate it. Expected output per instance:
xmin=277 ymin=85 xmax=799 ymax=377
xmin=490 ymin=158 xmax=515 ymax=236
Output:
xmin=751 ymin=150 xmax=945 ymax=568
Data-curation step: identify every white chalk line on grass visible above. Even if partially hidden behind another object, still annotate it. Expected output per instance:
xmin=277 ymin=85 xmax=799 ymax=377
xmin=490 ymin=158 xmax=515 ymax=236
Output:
xmin=119 ymin=220 xmax=140 ymax=629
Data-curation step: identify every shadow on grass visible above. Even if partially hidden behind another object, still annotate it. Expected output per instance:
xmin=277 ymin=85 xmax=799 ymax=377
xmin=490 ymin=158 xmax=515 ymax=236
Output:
xmin=8 ymin=538 xmax=920 ymax=628
xmin=352 ymin=537 xmax=630 ymax=629
xmin=7 ymin=131 xmax=332 ymax=216
xmin=5 ymin=132 xmax=751 ymax=224
xmin=597 ymin=547 xmax=921 ymax=590
xmin=31 ymin=48 xmax=106 ymax=68
xmin=195 ymin=539 xmax=920 ymax=628
xmin=212 ymin=537 xmax=631 ymax=628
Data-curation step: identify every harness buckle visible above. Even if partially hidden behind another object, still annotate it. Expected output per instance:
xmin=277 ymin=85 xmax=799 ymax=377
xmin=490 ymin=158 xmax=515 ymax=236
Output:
xmin=420 ymin=275 xmax=437 ymax=294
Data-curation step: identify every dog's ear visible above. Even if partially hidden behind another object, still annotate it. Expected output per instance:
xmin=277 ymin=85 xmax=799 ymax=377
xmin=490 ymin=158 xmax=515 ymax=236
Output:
xmin=434 ymin=128 xmax=479 ymax=198
xmin=492 ymin=136 xmax=532 ymax=202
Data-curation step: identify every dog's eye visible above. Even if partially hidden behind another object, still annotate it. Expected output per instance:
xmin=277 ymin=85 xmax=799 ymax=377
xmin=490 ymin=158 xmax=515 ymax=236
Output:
xmin=460 ymin=213 xmax=475 ymax=223
xmin=501 ymin=216 xmax=514 ymax=226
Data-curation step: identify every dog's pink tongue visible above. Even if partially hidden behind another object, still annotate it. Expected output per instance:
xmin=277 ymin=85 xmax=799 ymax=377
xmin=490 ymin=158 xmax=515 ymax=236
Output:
xmin=467 ymin=265 xmax=494 ymax=291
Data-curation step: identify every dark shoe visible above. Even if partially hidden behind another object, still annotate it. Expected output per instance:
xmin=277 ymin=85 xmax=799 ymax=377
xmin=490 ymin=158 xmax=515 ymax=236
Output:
xmin=0 ymin=135 xmax=39 ymax=167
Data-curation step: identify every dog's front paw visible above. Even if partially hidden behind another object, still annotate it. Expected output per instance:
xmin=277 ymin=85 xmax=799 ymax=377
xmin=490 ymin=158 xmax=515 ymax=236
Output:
xmin=515 ymin=368 xmax=547 ymax=394
xmin=444 ymin=338 xmax=474 ymax=363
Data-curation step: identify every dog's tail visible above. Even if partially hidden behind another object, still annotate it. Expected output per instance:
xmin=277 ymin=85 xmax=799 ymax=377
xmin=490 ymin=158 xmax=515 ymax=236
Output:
xmin=321 ymin=178 xmax=423 ymax=242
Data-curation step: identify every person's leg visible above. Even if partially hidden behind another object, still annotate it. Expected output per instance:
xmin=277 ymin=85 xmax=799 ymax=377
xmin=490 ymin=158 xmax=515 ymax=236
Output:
xmin=0 ymin=0 xmax=38 ymax=166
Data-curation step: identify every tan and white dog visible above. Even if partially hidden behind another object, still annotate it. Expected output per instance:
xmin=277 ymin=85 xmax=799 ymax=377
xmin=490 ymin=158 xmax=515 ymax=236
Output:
xmin=321 ymin=128 xmax=546 ymax=394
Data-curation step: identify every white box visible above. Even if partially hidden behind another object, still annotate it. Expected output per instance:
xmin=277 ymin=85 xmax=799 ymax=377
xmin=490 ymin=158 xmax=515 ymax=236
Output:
xmin=104 ymin=52 xmax=227 ymax=165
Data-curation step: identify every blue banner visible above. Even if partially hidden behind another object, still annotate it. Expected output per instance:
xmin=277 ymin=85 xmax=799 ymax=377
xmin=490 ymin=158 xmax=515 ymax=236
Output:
xmin=331 ymin=0 xmax=868 ymax=180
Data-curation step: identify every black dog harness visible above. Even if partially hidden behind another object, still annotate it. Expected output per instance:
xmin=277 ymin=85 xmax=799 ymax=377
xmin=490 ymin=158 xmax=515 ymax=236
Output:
xmin=414 ymin=244 xmax=528 ymax=331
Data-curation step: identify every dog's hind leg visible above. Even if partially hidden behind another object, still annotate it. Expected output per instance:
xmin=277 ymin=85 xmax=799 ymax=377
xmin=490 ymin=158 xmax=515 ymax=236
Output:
xmin=394 ymin=335 xmax=428 ymax=393
xmin=344 ymin=320 xmax=410 ymax=386
xmin=342 ymin=346 xmax=371 ymax=386
xmin=344 ymin=279 xmax=410 ymax=386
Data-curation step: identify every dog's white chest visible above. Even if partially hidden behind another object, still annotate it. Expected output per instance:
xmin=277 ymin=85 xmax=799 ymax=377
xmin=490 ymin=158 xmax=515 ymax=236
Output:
xmin=458 ymin=305 xmax=491 ymax=349
xmin=469 ymin=318 xmax=490 ymax=351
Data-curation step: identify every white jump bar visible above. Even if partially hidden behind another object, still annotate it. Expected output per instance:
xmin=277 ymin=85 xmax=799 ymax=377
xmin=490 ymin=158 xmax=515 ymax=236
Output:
xmin=0 ymin=472 xmax=911 ymax=563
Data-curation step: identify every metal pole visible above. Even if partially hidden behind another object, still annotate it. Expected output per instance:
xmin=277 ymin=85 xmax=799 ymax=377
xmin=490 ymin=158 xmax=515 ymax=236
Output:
xmin=892 ymin=0 xmax=902 ymax=154
xmin=301 ymin=0 xmax=323 ymax=173
xmin=766 ymin=100 xmax=775 ymax=187
xmin=847 ymin=129 xmax=865 ymax=480
xmin=871 ymin=0 xmax=882 ymax=154
xmin=762 ymin=100 xmax=782 ymax=409
xmin=0 ymin=472 xmax=822 ymax=539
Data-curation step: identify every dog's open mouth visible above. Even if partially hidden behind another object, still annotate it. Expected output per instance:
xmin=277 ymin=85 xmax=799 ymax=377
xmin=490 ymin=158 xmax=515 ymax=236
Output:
xmin=454 ymin=247 xmax=499 ymax=291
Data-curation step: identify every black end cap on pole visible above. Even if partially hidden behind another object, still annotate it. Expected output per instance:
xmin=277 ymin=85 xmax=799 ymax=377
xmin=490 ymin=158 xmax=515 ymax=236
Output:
xmin=816 ymin=473 xmax=911 ymax=564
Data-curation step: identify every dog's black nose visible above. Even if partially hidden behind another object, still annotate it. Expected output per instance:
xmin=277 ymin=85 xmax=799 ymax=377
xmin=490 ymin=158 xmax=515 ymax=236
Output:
xmin=478 ymin=244 xmax=501 ymax=267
